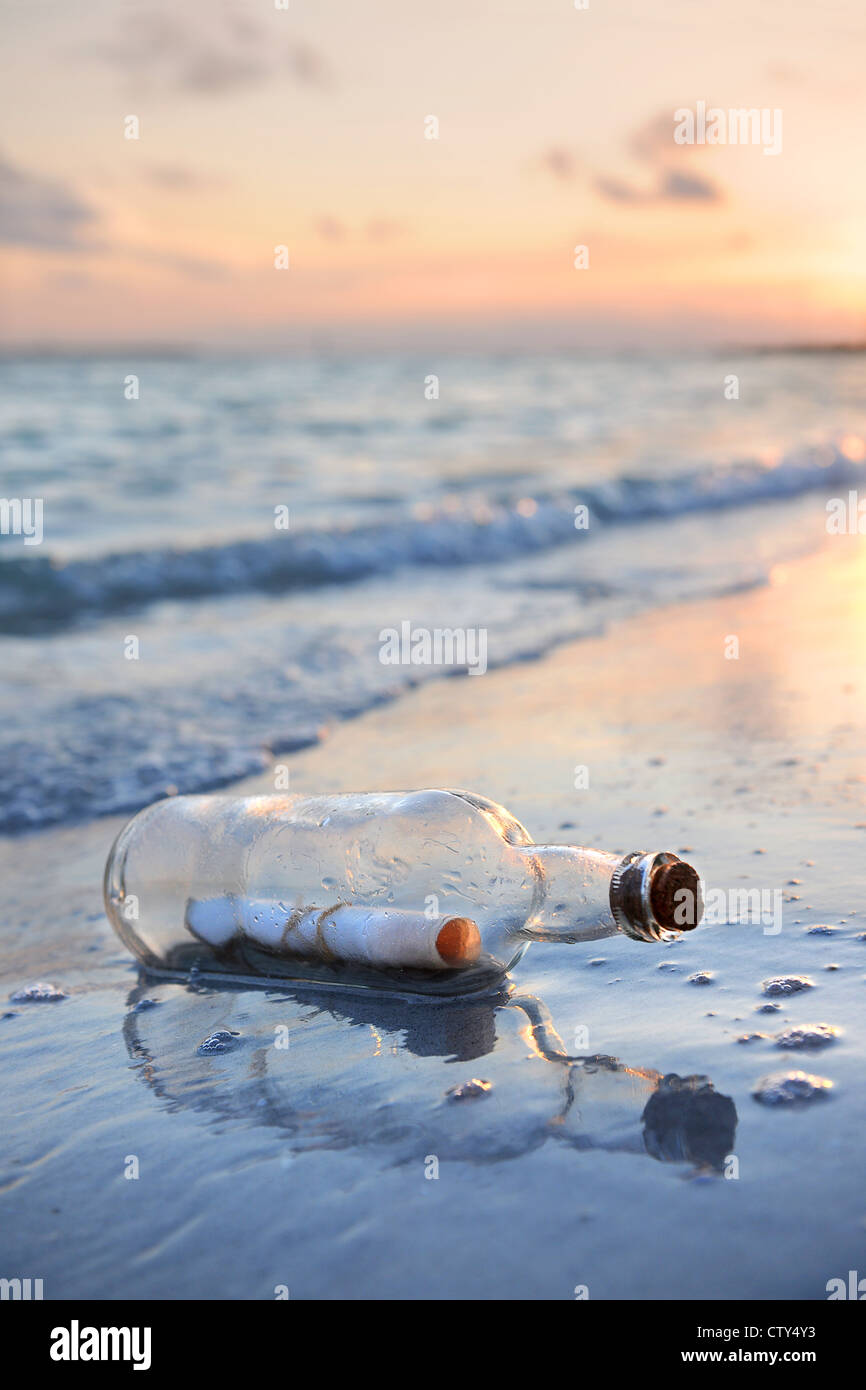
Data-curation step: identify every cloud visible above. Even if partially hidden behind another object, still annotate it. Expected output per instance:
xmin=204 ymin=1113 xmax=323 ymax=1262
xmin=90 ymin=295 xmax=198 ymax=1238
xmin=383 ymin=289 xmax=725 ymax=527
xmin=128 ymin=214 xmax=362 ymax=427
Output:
xmin=594 ymin=110 xmax=722 ymax=205
xmin=535 ymin=147 xmax=580 ymax=182
xmin=143 ymin=164 xmax=225 ymax=192
xmin=534 ymin=111 xmax=721 ymax=205
xmin=366 ymin=218 xmax=405 ymax=242
xmin=288 ymin=43 xmax=331 ymax=88
xmin=0 ymin=153 xmax=97 ymax=249
xmin=314 ymin=216 xmax=347 ymax=241
xmin=629 ymin=112 xmax=678 ymax=163
xmin=0 ymin=157 xmax=231 ymax=278
xmin=594 ymin=169 xmax=720 ymax=204
xmin=135 ymin=248 xmax=231 ymax=280
xmin=0 ymin=155 xmax=236 ymax=282
xmin=45 ymin=270 xmax=94 ymax=291
xmin=313 ymin=216 xmax=406 ymax=242
xmin=594 ymin=168 xmax=721 ymax=206
xmin=593 ymin=175 xmax=647 ymax=204
xmin=658 ymin=168 xmax=719 ymax=201
xmin=90 ymin=5 xmax=332 ymax=95
xmin=766 ymin=64 xmax=804 ymax=85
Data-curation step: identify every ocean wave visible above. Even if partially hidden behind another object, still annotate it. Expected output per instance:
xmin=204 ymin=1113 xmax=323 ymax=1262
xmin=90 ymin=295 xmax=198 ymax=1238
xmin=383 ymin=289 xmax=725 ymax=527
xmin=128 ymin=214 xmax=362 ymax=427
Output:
xmin=0 ymin=443 xmax=860 ymax=633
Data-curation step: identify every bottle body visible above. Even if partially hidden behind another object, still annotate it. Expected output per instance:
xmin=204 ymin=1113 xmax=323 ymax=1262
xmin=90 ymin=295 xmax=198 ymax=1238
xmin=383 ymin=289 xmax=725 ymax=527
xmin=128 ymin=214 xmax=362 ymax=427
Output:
xmin=105 ymin=788 xmax=696 ymax=996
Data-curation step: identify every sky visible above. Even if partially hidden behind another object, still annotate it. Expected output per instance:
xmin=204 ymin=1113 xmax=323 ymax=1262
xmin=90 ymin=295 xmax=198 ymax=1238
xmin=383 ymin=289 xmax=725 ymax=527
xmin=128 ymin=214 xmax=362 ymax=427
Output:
xmin=1 ymin=0 xmax=865 ymax=350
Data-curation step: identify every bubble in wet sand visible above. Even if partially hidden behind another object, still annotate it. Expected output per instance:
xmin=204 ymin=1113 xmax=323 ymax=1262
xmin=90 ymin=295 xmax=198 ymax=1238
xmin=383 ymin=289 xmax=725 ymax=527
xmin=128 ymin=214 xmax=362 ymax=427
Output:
xmin=446 ymin=1078 xmax=493 ymax=1101
xmin=9 ymin=982 xmax=68 ymax=1003
xmin=761 ymin=975 xmax=814 ymax=997
xmin=775 ymin=1023 xmax=840 ymax=1050
xmin=197 ymin=1029 xmax=241 ymax=1055
xmin=752 ymin=1070 xmax=833 ymax=1105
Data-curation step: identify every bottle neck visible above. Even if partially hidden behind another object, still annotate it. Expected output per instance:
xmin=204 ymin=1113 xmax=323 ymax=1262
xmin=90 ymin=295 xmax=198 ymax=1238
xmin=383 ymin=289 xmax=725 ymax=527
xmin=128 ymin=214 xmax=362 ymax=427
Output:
xmin=518 ymin=845 xmax=702 ymax=944
xmin=519 ymin=845 xmax=622 ymax=943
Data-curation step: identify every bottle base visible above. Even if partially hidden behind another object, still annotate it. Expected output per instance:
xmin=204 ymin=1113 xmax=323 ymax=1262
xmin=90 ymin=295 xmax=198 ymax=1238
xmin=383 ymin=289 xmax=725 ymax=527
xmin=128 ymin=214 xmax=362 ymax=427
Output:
xmin=134 ymin=939 xmax=515 ymax=1002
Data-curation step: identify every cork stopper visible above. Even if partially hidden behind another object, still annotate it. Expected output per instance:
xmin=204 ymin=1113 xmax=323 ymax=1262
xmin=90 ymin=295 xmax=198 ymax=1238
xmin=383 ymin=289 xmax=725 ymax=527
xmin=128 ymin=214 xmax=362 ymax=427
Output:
xmin=610 ymin=850 xmax=703 ymax=942
xmin=436 ymin=917 xmax=482 ymax=964
xmin=650 ymin=860 xmax=701 ymax=932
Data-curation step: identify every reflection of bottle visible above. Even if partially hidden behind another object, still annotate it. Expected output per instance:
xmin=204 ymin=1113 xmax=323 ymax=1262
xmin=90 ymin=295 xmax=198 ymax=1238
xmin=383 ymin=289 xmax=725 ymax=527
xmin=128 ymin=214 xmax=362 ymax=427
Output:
xmin=641 ymin=1074 xmax=738 ymax=1171
xmin=105 ymin=788 xmax=702 ymax=994
xmin=122 ymin=980 xmax=736 ymax=1173
xmin=513 ymin=995 xmax=737 ymax=1172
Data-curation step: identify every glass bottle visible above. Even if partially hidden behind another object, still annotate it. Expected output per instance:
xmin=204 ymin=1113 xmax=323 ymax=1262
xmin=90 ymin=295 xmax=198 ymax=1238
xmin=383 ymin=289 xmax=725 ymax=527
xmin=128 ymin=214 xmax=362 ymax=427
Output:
xmin=104 ymin=788 xmax=702 ymax=996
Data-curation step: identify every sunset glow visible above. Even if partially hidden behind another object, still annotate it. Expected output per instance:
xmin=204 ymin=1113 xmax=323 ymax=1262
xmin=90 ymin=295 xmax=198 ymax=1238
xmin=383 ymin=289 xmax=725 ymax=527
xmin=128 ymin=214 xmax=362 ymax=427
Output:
xmin=3 ymin=0 xmax=865 ymax=350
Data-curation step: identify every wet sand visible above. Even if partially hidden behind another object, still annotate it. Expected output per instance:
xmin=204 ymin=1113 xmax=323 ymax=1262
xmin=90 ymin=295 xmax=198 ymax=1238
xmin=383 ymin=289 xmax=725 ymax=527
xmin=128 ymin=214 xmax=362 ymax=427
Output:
xmin=2 ymin=537 xmax=865 ymax=1299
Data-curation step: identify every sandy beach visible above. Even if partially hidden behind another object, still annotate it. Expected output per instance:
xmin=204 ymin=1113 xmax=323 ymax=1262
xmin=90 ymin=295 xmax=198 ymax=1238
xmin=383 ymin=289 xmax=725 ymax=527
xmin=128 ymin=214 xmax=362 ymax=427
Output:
xmin=2 ymin=536 xmax=864 ymax=1300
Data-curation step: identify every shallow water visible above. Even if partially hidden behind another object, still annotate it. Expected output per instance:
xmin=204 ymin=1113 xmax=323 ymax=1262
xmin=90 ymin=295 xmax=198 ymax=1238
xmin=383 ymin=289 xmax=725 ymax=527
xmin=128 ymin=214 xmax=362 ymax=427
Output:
xmin=2 ymin=350 xmax=864 ymax=833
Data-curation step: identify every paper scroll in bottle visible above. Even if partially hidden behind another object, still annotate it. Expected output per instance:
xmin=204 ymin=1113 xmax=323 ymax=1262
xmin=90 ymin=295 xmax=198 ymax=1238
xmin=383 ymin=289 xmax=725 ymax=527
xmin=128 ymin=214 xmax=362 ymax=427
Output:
xmin=185 ymin=897 xmax=481 ymax=971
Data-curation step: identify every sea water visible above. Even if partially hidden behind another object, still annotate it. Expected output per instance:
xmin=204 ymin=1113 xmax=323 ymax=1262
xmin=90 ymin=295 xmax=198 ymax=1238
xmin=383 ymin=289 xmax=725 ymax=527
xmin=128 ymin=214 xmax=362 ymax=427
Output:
xmin=1 ymin=349 xmax=864 ymax=834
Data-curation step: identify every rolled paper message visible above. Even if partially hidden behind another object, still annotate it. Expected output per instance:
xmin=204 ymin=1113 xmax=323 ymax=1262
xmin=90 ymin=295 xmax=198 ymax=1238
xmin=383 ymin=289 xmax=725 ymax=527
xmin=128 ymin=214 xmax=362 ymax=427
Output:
xmin=184 ymin=897 xmax=481 ymax=971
